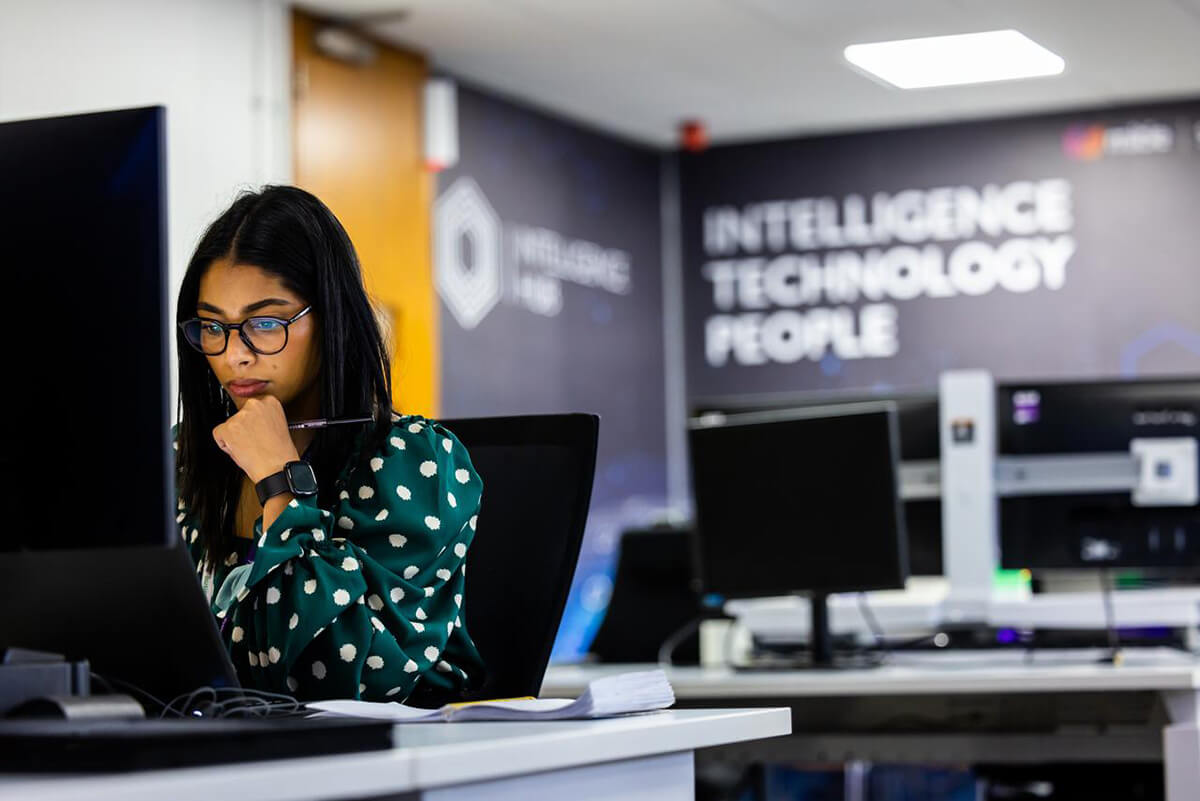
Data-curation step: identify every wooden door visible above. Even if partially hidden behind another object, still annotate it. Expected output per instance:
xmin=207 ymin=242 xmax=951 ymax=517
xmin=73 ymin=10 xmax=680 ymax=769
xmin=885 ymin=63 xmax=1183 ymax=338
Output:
xmin=292 ymin=10 xmax=438 ymax=415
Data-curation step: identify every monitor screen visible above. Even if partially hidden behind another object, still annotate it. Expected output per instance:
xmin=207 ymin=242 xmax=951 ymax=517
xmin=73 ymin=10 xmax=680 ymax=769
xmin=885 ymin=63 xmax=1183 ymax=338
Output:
xmin=998 ymin=377 xmax=1200 ymax=569
xmin=689 ymin=403 xmax=908 ymax=598
xmin=693 ymin=391 xmax=942 ymax=575
xmin=0 ymin=107 xmax=171 ymax=550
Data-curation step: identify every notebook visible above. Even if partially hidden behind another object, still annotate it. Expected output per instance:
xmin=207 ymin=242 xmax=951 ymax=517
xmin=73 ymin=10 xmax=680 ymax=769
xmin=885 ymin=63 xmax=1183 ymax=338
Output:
xmin=307 ymin=669 xmax=675 ymax=722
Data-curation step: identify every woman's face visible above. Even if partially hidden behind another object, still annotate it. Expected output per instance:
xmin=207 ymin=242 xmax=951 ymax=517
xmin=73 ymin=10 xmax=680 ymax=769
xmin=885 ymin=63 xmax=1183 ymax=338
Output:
xmin=196 ymin=258 xmax=321 ymax=415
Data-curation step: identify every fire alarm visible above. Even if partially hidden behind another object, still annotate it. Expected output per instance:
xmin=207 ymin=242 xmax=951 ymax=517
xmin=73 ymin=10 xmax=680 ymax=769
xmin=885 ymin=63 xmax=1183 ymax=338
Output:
xmin=424 ymin=78 xmax=459 ymax=172
xmin=679 ymin=120 xmax=708 ymax=152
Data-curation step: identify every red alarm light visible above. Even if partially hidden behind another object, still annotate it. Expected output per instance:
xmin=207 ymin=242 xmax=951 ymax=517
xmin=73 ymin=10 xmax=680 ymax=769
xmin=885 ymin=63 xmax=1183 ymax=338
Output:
xmin=679 ymin=119 xmax=709 ymax=152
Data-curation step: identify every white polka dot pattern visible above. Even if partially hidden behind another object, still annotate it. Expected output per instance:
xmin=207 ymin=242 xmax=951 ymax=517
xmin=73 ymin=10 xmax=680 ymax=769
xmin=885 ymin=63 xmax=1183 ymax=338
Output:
xmin=180 ymin=416 xmax=483 ymax=700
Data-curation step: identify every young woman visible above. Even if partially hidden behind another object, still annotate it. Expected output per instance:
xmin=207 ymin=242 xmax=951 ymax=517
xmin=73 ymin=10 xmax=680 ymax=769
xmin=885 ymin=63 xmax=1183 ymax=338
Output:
xmin=173 ymin=186 xmax=483 ymax=703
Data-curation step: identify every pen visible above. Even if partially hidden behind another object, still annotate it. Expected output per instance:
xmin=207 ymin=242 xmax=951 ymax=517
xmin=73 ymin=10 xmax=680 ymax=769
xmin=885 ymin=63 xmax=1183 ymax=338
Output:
xmin=287 ymin=416 xmax=375 ymax=430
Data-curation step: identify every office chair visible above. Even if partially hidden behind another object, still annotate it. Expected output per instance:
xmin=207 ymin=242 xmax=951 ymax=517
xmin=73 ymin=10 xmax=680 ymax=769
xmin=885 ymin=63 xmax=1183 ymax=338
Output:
xmin=439 ymin=413 xmax=599 ymax=702
xmin=588 ymin=527 xmax=703 ymax=665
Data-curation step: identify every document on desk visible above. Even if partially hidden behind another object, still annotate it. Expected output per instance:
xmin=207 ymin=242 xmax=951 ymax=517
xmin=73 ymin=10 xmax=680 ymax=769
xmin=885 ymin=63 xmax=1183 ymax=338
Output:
xmin=307 ymin=669 xmax=676 ymax=722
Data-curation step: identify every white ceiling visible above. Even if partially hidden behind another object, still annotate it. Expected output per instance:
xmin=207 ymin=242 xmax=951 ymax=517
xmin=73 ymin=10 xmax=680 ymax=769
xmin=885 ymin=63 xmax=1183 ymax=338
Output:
xmin=299 ymin=0 xmax=1200 ymax=148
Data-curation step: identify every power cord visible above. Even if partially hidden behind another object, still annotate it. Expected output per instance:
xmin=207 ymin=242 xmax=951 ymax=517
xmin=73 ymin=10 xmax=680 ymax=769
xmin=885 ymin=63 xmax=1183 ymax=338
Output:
xmin=657 ymin=616 xmax=703 ymax=667
xmin=90 ymin=672 xmax=170 ymax=715
xmin=160 ymin=686 xmax=308 ymax=719
xmin=856 ymin=593 xmax=889 ymax=655
xmin=90 ymin=672 xmax=308 ymax=719
xmin=1099 ymin=567 xmax=1123 ymax=666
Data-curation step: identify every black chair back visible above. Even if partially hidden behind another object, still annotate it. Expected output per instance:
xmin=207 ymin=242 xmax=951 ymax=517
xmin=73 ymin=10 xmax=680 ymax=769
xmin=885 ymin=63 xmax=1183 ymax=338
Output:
xmin=443 ymin=413 xmax=598 ymax=700
xmin=589 ymin=527 xmax=702 ymax=664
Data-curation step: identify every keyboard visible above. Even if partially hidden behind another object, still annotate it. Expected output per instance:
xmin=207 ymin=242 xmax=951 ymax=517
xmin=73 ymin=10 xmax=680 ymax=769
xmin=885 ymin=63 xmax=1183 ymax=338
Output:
xmin=0 ymin=715 xmax=393 ymax=772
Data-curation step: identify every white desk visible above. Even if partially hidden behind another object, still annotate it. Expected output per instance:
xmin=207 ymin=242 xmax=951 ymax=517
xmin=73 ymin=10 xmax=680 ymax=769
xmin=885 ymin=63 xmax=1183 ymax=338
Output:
xmin=0 ymin=708 xmax=790 ymax=801
xmin=544 ymin=650 xmax=1200 ymax=801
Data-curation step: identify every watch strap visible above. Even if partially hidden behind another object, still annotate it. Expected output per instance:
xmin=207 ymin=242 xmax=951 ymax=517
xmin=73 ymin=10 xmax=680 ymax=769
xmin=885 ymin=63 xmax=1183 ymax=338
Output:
xmin=255 ymin=470 xmax=292 ymax=505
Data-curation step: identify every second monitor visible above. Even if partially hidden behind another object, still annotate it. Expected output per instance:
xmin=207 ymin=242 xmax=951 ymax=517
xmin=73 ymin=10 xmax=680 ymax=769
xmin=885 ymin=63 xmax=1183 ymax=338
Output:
xmin=689 ymin=403 xmax=908 ymax=666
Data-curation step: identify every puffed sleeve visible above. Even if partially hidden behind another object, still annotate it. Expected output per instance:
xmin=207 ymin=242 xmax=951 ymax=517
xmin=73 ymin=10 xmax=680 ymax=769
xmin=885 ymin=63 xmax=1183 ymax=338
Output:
xmin=221 ymin=416 xmax=485 ymax=702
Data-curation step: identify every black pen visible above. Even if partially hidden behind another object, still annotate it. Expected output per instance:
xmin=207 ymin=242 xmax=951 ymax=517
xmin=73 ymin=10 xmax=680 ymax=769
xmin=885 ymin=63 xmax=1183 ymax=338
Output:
xmin=287 ymin=416 xmax=375 ymax=431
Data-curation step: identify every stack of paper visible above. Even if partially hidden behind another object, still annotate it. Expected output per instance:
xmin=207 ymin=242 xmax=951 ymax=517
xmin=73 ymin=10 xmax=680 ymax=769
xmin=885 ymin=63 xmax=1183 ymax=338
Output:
xmin=307 ymin=669 xmax=676 ymax=723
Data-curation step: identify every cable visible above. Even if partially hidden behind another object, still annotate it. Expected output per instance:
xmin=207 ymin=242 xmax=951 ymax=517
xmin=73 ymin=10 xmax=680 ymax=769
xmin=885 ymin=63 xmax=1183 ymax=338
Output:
xmin=856 ymin=594 xmax=889 ymax=653
xmin=90 ymin=671 xmax=308 ymax=719
xmin=657 ymin=616 xmax=703 ymax=667
xmin=92 ymin=673 xmax=170 ymax=716
xmin=1100 ymin=566 xmax=1123 ymax=666
xmin=161 ymin=686 xmax=307 ymax=719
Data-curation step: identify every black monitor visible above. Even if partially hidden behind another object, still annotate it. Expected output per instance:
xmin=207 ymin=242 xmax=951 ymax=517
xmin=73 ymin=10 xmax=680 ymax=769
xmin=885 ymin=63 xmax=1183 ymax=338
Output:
xmin=998 ymin=377 xmax=1200 ymax=571
xmin=688 ymin=403 xmax=908 ymax=665
xmin=0 ymin=106 xmax=172 ymax=551
xmin=0 ymin=107 xmax=240 ymax=702
xmin=693 ymin=390 xmax=942 ymax=575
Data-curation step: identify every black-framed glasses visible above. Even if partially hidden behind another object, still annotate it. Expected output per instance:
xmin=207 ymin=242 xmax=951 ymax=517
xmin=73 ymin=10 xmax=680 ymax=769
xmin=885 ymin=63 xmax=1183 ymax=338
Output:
xmin=179 ymin=306 xmax=313 ymax=356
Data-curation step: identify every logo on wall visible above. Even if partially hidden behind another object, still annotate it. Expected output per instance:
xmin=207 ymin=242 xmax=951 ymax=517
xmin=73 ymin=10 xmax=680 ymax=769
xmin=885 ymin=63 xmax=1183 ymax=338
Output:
xmin=1062 ymin=120 xmax=1175 ymax=161
xmin=435 ymin=176 xmax=634 ymax=329
xmin=433 ymin=178 xmax=503 ymax=330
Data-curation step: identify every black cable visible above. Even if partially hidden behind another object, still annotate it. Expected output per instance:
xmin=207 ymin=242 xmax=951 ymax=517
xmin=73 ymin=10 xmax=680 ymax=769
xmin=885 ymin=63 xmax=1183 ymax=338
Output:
xmin=165 ymin=686 xmax=306 ymax=719
xmin=1100 ymin=566 xmax=1123 ymax=666
xmin=93 ymin=673 xmax=170 ymax=716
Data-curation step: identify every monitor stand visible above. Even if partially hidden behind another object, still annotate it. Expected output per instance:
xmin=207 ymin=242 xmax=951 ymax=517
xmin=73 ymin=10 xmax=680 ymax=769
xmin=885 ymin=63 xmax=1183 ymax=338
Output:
xmin=732 ymin=592 xmax=884 ymax=671
xmin=810 ymin=592 xmax=833 ymax=667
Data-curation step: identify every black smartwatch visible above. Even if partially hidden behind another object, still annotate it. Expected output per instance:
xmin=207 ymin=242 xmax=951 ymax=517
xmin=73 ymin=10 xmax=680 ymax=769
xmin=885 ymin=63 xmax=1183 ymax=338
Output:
xmin=255 ymin=460 xmax=319 ymax=505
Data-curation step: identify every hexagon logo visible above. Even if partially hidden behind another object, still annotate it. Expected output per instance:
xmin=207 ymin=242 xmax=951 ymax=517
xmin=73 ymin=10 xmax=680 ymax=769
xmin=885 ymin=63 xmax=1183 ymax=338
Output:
xmin=434 ymin=177 xmax=502 ymax=330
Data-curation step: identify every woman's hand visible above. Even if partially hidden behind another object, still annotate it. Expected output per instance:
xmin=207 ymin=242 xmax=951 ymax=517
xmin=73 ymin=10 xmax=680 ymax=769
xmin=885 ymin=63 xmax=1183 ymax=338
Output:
xmin=212 ymin=395 xmax=300 ymax=484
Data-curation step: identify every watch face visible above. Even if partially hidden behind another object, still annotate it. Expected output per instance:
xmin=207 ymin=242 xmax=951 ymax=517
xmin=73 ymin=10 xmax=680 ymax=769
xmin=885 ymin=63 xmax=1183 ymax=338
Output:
xmin=285 ymin=461 xmax=319 ymax=495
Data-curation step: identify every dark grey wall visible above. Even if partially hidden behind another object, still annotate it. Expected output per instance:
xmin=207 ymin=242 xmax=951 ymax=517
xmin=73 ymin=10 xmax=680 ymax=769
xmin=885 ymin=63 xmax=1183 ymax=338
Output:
xmin=681 ymin=99 xmax=1200 ymax=402
xmin=435 ymin=85 xmax=668 ymax=660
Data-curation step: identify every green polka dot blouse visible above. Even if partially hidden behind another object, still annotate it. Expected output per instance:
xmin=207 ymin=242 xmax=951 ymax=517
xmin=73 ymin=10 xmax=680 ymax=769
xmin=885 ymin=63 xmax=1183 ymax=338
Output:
xmin=174 ymin=414 xmax=485 ymax=703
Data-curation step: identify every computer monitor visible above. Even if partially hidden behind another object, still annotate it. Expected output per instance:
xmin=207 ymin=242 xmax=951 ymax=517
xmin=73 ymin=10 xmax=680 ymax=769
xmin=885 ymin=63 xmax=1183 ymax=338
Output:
xmin=0 ymin=107 xmax=240 ymax=701
xmin=693 ymin=390 xmax=942 ymax=575
xmin=0 ymin=106 xmax=172 ymax=550
xmin=688 ymin=403 xmax=908 ymax=665
xmin=997 ymin=377 xmax=1200 ymax=571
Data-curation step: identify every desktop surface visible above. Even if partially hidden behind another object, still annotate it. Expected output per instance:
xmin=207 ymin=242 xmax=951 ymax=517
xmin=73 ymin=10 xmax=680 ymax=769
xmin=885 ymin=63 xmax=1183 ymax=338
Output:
xmin=544 ymin=649 xmax=1200 ymax=698
xmin=0 ymin=708 xmax=791 ymax=801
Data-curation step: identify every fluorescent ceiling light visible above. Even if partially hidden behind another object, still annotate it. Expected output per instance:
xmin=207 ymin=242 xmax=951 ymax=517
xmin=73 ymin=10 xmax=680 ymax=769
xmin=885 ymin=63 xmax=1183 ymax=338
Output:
xmin=843 ymin=29 xmax=1065 ymax=89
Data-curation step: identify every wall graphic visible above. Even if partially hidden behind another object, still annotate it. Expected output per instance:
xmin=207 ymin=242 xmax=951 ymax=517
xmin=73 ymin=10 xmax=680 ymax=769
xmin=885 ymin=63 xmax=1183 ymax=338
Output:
xmin=681 ymin=99 xmax=1200 ymax=401
xmin=435 ymin=85 xmax=668 ymax=661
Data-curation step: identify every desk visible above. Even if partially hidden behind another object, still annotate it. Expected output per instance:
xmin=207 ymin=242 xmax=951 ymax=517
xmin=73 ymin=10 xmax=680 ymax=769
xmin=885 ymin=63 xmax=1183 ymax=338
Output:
xmin=543 ymin=650 xmax=1200 ymax=801
xmin=0 ymin=707 xmax=790 ymax=801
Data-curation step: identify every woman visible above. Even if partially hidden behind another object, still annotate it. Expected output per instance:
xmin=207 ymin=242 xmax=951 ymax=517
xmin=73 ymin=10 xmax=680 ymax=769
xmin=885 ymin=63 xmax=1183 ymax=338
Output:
xmin=173 ymin=185 xmax=483 ymax=703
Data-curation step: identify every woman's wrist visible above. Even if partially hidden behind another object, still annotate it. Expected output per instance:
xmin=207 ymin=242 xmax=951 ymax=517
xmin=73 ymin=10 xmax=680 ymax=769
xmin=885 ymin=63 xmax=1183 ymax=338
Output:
xmin=249 ymin=454 xmax=301 ymax=485
xmin=261 ymin=492 xmax=296 ymax=535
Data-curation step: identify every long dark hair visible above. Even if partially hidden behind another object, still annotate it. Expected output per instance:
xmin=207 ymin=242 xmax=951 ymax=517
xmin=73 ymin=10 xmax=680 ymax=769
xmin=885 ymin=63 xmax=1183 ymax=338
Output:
xmin=176 ymin=185 xmax=393 ymax=569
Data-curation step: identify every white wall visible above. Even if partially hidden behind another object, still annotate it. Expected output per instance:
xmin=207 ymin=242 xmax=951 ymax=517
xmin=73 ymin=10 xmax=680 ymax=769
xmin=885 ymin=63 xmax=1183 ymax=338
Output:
xmin=0 ymin=0 xmax=293 ymax=409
